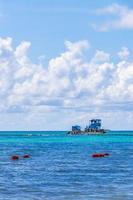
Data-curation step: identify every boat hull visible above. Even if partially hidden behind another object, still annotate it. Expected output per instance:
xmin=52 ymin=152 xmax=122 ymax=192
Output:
xmin=67 ymin=130 xmax=106 ymax=135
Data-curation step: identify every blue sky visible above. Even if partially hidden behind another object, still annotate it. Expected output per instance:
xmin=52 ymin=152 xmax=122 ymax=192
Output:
xmin=0 ymin=0 xmax=133 ymax=130
xmin=1 ymin=0 xmax=133 ymax=60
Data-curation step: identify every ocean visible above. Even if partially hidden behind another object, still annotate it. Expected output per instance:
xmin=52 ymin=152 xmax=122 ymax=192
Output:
xmin=0 ymin=131 xmax=133 ymax=200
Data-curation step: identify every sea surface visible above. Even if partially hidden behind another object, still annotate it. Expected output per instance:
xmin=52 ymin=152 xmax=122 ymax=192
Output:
xmin=0 ymin=131 xmax=133 ymax=200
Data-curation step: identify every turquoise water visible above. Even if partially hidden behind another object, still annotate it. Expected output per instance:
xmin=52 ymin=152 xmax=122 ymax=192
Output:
xmin=0 ymin=131 xmax=133 ymax=200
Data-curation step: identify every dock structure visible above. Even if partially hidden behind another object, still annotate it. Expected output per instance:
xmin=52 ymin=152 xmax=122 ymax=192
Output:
xmin=68 ymin=119 xmax=106 ymax=135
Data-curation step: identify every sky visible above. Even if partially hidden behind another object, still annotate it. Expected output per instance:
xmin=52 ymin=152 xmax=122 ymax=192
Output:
xmin=0 ymin=0 xmax=133 ymax=130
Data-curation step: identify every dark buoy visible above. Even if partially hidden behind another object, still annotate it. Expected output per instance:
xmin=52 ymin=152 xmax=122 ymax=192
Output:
xmin=11 ymin=155 xmax=19 ymax=160
xmin=104 ymin=153 xmax=110 ymax=156
xmin=92 ymin=153 xmax=110 ymax=158
xmin=23 ymin=154 xmax=30 ymax=158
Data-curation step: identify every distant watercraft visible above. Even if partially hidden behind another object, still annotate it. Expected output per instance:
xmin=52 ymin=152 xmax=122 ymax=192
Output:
xmin=68 ymin=119 xmax=107 ymax=135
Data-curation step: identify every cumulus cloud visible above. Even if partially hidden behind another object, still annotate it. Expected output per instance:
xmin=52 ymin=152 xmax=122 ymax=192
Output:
xmin=118 ymin=47 xmax=130 ymax=60
xmin=93 ymin=3 xmax=133 ymax=31
xmin=0 ymin=37 xmax=133 ymax=118
xmin=91 ymin=50 xmax=110 ymax=63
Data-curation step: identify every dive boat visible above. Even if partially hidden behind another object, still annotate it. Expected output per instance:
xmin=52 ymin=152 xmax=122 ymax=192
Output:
xmin=68 ymin=119 xmax=107 ymax=135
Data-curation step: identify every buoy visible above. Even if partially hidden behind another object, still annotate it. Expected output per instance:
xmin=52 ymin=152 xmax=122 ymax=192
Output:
xmin=92 ymin=153 xmax=110 ymax=158
xmin=11 ymin=155 xmax=19 ymax=160
xmin=23 ymin=154 xmax=30 ymax=158
xmin=104 ymin=153 xmax=110 ymax=156
xmin=92 ymin=153 xmax=104 ymax=158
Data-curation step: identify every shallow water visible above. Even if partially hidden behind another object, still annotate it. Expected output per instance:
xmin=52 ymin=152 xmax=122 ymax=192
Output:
xmin=0 ymin=131 xmax=133 ymax=200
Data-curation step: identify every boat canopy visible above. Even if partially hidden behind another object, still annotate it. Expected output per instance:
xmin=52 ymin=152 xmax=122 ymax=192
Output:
xmin=72 ymin=125 xmax=81 ymax=131
xmin=89 ymin=119 xmax=101 ymax=130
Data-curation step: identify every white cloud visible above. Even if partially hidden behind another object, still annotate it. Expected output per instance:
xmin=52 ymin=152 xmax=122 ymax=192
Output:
xmin=118 ymin=47 xmax=130 ymax=60
xmin=0 ymin=37 xmax=133 ymax=129
xmin=93 ymin=3 xmax=133 ymax=31
xmin=0 ymin=37 xmax=12 ymax=52
xmin=96 ymin=3 xmax=127 ymax=15
xmin=91 ymin=50 xmax=110 ymax=63
xmin=14 ymin=41 xmax=31 ymax=65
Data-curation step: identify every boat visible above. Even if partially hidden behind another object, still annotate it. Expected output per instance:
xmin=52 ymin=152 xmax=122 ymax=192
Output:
xmin=67 ymin=119 xmax=107 ymax=135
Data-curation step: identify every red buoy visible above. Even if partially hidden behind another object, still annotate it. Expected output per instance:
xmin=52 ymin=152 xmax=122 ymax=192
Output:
xmin=23 ymin=154 xmax=30 ymax=158
xmin=92 ymin=153 xmax=104 ymax=158
xmin=11 ymin=155 xmax=19 ymax=160
xmin=92 ymin=153 xmax=110 ymax=158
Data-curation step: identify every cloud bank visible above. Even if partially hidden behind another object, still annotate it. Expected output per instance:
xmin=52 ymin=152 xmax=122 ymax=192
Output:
xmin=0 ymin=37 xmax=132 ymax=119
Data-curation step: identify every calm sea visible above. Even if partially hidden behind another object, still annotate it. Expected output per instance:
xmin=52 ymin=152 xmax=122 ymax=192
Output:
xmin=0 ymin=131 xmax=133 ymax=200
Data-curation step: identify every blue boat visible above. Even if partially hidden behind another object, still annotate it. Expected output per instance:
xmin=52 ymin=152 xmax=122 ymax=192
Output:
xmin=68 ymin=119 xmax=107 ymax=135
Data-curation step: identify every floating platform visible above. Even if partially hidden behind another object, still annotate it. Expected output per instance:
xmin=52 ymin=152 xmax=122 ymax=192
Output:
xmin=68 ymin=119 xmax=107 ymax=135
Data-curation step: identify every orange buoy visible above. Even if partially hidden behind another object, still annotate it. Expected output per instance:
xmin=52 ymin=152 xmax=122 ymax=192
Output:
xmin=23 ymin=154 xmax=30 ymax=158
xmin=92 ymin=153 xmax=110 ymax=158
xmin=11 ymin=155 xmax=19 ymax=160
